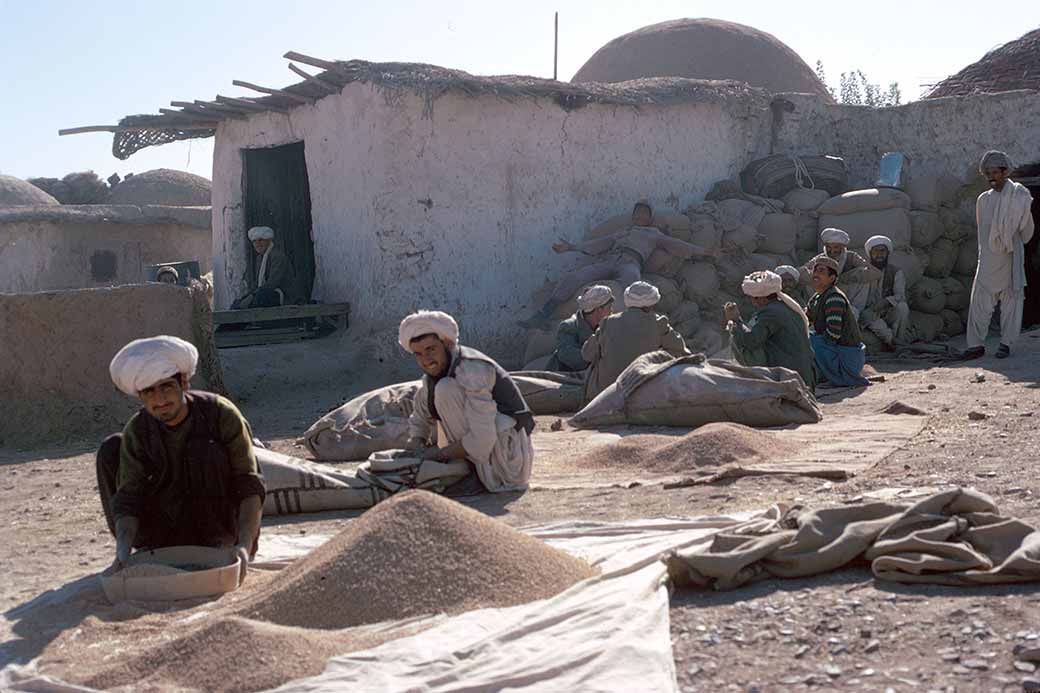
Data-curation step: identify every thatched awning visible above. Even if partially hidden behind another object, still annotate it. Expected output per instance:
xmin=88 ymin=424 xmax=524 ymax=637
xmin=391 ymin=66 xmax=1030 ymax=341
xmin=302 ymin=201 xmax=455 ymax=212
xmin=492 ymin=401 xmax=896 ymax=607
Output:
xmin=925 ymin=28 xmax=1040 ymax=99
xmin=60 ymin=53 xmax=769 ymax=160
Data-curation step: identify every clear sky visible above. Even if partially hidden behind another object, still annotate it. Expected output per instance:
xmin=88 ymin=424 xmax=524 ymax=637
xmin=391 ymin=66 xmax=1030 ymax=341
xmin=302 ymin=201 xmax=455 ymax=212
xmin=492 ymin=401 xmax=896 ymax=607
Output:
xmin=2 ymin=0 xmax=1037 ymax=181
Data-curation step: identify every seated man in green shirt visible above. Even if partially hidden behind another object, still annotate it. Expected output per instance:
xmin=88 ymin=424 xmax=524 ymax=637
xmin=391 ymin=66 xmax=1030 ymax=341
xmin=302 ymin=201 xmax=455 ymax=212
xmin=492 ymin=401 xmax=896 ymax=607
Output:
xmin=97 ymin=335 xmax=266 ymax=580
xmin=724 ymin=270 xmax=816 ymax=391
xmin=545 ymin=284 xmax=615 ymax=373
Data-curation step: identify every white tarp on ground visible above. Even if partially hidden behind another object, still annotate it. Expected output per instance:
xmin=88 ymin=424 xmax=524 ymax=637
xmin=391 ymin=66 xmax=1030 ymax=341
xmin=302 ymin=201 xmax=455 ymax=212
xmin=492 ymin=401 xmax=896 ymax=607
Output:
xmin=1 ymin=515 xmax=752 ymax=693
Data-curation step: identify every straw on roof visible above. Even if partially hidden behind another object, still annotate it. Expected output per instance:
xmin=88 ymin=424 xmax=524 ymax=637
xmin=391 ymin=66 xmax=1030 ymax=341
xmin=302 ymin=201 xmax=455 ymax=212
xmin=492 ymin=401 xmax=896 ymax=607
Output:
xmin=61 ymin=55 xmax=769 ymax=160
xmin=925 ymin=27 xmax=1040 ymax=99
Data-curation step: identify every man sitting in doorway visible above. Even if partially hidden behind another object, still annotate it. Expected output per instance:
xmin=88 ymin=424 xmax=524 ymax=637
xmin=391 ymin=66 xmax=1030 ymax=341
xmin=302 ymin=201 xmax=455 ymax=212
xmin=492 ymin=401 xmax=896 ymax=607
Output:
xmin=519 ymin=201 xmax=718 ymax=328
xmin=805 ymin=257 xmax=870 ymax=387
xmin=155 ymin=266 xmax=179 ymax=285
xmin=97 ymin=336 xmax=266 ymax=581
xmin=581 ymin=281 xmax=690 ymax=403
xmin=545 ymin=284 xmax=615 ymax=373
xmin=859 ymin=235 xmax=909 ymax=349
xmin=231 ymin=226 xmax=300 ymax=309
xmin=725 ymin=270 xmax=815 ymax=391
xmin=402 ymin=310 xmax=535 ymax=493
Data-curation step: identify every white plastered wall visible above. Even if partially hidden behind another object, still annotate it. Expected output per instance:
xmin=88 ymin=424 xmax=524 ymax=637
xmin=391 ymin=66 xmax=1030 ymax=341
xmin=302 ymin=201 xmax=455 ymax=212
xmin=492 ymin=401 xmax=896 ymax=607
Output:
xmin=211 ymin=83 xmax=772 ymax=364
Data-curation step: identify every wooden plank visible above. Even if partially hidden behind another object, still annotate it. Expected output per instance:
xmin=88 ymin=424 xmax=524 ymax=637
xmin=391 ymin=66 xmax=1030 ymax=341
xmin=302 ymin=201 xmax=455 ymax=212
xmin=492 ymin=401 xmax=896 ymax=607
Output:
xmin=215 ymin=94 xmax=288 ymax=114
xmin=159 ymin=107 xmax=226 ymax=122
xmin=283 ymin=51 xmax=341 ymax=72
xmin=288 ymin=63 xmax=340 ymax=93
xmin=216 ymin=331 xmax=313 ymax=349
xmin=212 ymin=302 xmax=351 ymax=325
xmin=58 ymin=125 xmax=120 ymax=135
xmin=232 ymin=79 xmax=313 ymax=104
xmin=169 ymin=101 xmax=246 ymax=119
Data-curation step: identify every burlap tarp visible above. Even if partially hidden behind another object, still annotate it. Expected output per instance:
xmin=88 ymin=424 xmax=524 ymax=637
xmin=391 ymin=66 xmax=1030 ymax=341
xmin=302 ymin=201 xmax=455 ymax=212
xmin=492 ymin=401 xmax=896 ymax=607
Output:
xmin=666 ymin=488 xmax=1040 ymax=590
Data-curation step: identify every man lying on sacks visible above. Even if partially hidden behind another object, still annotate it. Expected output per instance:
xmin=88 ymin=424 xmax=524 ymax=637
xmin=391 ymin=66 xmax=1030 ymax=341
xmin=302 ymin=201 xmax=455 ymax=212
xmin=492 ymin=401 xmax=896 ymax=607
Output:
xmin=724 ymin=270 xmax=816 ymax=391
xmin=805 ymin=257 xmax=870 ymax=387
xmin=961 ymin=150 xmax=1035 ymax=360
xmin=231 ymin=225 xmax=302 ymax=309
xmin=545 ymin=284 xmax=615 ymax=373
xmin=858 ymin=235 xmax=910 ymax=349
xmin=98 ymin=336 xmax=265 ymax=581
xmin=775 ymin=264 xmax=811 ymax=307
xmin=581 ymin=281 xmax=690 ymax=403
xmin=520 ymin=200 xmax=718 ymax=328
xmin=399 ymin=310 xmax=534 ymax=494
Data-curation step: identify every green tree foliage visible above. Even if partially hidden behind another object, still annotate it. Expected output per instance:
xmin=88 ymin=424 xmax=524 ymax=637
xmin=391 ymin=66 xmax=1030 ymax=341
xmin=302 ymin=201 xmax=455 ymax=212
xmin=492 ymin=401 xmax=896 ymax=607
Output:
xmin=816 ymin=61 xmax=902 ymax=107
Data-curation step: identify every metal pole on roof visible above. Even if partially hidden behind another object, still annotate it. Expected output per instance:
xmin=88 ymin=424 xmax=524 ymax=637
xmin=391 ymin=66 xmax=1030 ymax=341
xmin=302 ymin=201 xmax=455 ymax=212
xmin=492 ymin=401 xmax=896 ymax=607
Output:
xmin=553 ymin=12 xmax=559 ymax=81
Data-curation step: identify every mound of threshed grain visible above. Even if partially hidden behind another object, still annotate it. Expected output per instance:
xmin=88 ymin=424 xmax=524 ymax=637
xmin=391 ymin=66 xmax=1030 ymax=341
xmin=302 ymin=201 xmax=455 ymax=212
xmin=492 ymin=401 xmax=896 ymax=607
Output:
xmin=572 ymin=422 xmax=797 ymax=474
xmin=82 ymin=616 xmax=412 ymax=693
xmin=239 ymin=491 xmax=596 ymax=629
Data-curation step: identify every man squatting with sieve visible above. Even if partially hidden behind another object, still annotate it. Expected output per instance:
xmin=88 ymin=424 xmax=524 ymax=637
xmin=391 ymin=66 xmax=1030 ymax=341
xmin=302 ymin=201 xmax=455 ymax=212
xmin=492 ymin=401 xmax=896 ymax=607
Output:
xmin=97 ymin=336 xmax=266 ymax=582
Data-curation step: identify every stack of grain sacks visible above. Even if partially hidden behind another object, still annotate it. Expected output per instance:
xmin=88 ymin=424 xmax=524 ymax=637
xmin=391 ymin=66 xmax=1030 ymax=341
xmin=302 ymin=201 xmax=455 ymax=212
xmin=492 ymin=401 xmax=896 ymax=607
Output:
xmin=812 ymin=176 xmax=972 ymax=347
xmin=521 ymin=168 xmax=977 ymax=367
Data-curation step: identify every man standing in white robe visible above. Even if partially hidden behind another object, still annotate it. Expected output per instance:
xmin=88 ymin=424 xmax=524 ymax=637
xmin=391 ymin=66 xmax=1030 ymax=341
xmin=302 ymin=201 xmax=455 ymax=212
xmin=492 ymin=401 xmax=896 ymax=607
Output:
xmin=401 ymin=310 xmax=534 ymax=492
xmin=963 ymin=150 xmax=1035 ymax=360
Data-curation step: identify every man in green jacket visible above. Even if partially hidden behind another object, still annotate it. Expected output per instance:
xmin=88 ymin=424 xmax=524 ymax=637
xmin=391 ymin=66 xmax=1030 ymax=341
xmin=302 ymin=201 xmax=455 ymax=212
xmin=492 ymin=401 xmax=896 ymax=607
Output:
xmin=97 ymin=336 xmax=266 ymax=580
xmin=581 ymin=281 xmax=689 ymax=402
xmin=546 ymin=284 xmax=615 ymax=372
xmin=725 ymin=270 xmax=816 ymax=390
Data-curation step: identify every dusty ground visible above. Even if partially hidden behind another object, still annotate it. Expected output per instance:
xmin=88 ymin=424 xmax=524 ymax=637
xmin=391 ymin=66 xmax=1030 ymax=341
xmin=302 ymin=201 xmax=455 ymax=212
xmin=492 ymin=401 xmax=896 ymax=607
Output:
xmin=3 ymin=329 xmax=1040 ymax=691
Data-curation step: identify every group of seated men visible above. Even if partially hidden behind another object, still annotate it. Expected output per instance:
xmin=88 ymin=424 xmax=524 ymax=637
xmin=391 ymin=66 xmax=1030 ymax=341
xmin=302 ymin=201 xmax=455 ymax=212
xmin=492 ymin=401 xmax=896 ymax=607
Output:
xmin=534 ymin=201 xmax=907 ymax=394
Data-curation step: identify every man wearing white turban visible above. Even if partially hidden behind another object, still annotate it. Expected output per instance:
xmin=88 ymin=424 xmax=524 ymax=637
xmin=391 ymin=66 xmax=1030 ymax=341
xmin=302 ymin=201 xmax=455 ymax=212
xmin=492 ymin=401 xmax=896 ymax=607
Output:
xmin=775 ymin=264 xmax=810 ymax=307
xmin=231 ymin=226 xmax=302 ymax=309
xmin=97 ymin=336 xmax=265 ymax=581
xmin=520 ymin=201 xmax=719 ymax=328
xmin=799 ymin=227 xmax=877 ymax=285
xmin=580 ymin=281 xmax=690 ymax=402
xmin=725 ymin=271 xmax=816 ymax=390
xmin=400 ymin=311 xmax=534 ymax=493
xmin=546 ymin=284 xmax=615 ymax=372
xmin=858 ymin=235 xmax=909 ymax=348
xmin=962 ymin=150 xmax=1035 ymax=360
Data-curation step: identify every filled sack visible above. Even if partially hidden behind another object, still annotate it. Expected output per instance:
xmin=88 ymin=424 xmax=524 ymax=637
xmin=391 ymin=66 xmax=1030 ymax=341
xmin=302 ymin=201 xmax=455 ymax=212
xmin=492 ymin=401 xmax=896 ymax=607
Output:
xmin=741 ymin=154 xmax=848 ymax=198
xmin=908 ymin=276 xmax=946 ymax=315
xmin=818 ymin=188 xmax=911 ymax=216
xmin=570 ymin=351 xmax=821 ymax=428
xmin=818 ymin=207 xmax=911 ymax=251
xmin=757 ymin=213 xmax=798 ymax=254
xmin=302 ymin=381 xmax=420 ymax=461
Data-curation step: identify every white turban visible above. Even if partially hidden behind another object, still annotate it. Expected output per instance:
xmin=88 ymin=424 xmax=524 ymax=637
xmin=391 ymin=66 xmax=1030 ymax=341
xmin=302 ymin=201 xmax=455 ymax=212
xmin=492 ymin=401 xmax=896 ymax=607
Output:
xmin=820 ymin=228 xmax=850 ymax=245
xmin=248 ymin=226 xmax=275 ymax=241
xmin=577 ymin=285 xmax=614 ymax=312
xmin=741 ymin=271 xmax=783 ymax=298
xmin=398 ymin=310 xmax=460 ymax=351
xmin=865 ymin=235 xmax=893 ymax=253
xmin=624 ymin=281 xmax=660 ymax=308
xmin=775 ymin=265 xmax=800 ymax=282
xmin=109 ymin=336 xmax=198 ymax=397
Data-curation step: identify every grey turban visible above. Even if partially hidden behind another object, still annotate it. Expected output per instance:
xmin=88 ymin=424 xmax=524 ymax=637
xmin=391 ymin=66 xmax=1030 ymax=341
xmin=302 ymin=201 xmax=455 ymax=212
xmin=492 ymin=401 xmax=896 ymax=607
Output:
xmin=979 ymin=150 xmax=1012 ymax=173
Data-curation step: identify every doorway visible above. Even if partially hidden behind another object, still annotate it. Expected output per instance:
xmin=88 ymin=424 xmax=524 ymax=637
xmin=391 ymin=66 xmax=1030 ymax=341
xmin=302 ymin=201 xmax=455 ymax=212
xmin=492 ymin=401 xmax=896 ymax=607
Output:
xmin=243 ymin=142 xmax=315 ymax=302
xmin=1014 ymin=163 xmax=1040 ymax=327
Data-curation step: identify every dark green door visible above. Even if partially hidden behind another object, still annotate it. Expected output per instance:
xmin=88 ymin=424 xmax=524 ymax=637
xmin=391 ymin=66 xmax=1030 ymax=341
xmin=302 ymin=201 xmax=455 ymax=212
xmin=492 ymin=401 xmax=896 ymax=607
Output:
xmin=243 ymin=141 xmax=315 ymax=302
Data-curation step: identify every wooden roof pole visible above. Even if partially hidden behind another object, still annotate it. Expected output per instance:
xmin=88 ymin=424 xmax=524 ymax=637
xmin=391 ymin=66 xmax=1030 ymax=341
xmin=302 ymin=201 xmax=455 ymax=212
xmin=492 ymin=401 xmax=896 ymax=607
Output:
xmin=232 ymin=79 xmax=314 ymax=104
xmin=287 ymin=63 xmax=340 ymax=93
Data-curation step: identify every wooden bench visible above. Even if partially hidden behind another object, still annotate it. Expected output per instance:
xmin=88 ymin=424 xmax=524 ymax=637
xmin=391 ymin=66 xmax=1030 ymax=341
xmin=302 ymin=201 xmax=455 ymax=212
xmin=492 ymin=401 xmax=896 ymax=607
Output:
xmin=213 ymin=302 xmax=350 ymax=348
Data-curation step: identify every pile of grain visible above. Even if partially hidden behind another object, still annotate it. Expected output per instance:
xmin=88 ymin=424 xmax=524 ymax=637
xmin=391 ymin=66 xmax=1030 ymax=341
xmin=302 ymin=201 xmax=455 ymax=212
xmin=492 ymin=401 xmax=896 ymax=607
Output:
xmin=572 ymin=422 xmax=796 ymax=474
xmin=82 ymin=616 xmax=410 ymax=693
xmin=239 ymin=491 xmax=596 ymax=629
